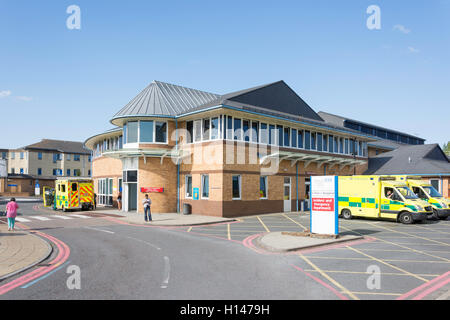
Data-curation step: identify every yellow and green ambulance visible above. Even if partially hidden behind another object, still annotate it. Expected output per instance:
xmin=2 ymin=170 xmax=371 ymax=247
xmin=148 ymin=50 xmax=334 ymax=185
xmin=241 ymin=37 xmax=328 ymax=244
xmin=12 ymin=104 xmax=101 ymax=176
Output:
xmin=338 ymin=175 xmax=432 ymax=224
xmin=394 ymin=176 xmax=450 ymax=220
xmin=54 ymin=178 xmax=95 ymax=212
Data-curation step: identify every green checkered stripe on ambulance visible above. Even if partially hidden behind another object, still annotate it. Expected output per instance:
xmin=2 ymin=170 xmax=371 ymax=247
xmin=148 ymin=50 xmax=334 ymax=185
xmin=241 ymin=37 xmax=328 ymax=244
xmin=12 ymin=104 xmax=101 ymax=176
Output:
xmin=57 ymin=195 xmax=68 ymax=208
xmin=338 ymin=197 xmax=378 ymax=209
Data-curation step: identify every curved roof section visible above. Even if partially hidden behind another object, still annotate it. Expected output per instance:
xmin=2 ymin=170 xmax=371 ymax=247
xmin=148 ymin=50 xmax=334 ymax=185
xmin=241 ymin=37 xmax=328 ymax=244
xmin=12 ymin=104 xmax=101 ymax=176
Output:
xmin=112 ymin=81 xmax=220 ymax=120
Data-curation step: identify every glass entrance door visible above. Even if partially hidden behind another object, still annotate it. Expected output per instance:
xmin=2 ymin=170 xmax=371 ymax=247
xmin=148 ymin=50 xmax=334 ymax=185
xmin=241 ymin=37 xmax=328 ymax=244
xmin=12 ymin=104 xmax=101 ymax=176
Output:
xmin=128 ymin=183 xmax=137 ymax=211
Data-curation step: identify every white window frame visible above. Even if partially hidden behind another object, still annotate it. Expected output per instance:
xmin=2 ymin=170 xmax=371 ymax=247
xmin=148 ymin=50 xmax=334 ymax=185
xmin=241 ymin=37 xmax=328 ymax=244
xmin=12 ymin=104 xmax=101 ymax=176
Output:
xmin=260 ymin=176 xmax=268 ymax=200
xmin=185 ymin=175 xmax=193 ymax=198
xmin=201 ymin=174 xmax=209 ymax=199
xmin=232 ymin=175 xmax=242 ymax=200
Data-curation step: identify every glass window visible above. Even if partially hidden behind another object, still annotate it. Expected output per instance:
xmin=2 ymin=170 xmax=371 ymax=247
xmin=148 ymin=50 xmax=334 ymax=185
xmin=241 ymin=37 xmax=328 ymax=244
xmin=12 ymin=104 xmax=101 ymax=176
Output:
xmin=269 ymin=125 xmax=276 ymax=145
xmin=211 ymin=117 xmax=219 ymax=140
xmin=277 ymin=125 xmax=283 ymax=146
xmin=340 ymin=138 xmax=344 ymax=154
xmin=232 ymin=175 xmax=241 ymax=199
xmin=194 ymin=120 xmax=202 ymax=142
xmin=323 ymin=134 xmax=328 ymax=152
xmin=203 ymin=119 xmax=210 ymax=141
xmin=67 ymin=169 xmax=70 ymax=176
xmin=334 ymin=137 xmax=339 ymax=153
xmin=291 ymin=129 xmax=297 ymax=148
xmin=155 ymin=122 xmax=167 ymax=143
xmin=37 ymin=168 xmax=42 ymax=175
xmin=185 ymin=176 xmax=193 ymax=198
xmin=201 ymin=174 xmax=209 ymax=198
xmin=317 ymin=133 xmax=322 ymax=151
xmin=123 ymin=124 xmax=127 ymax=144
xmin=304 ymin=131 xmax=311 ymax=150
xmin=350 ymin=139 xmax=356 ymax=155
xmin=243 ymin=120 xmax=250 ymax=142
xmin=260 ymin=176 xmax=268 ymax=199
xmin=311 ymin=132 xmax=316 ymax=150
xmin=345 ymin=139 xmax=349 ymax=154
xmin=74 ymin=154 xmax=80 ymax=161
xmin=186 ymin=121 xmax=193 ymax=143
xmin=20 ymin=152 xmax=24 ymax=159
xmin=234 ymin=118 xmax=242 ymax=140
xmin=124 ymin=170 xmax=137 ymax=182
xmin=226 ymin=116 xmax=233 ymax=140
xmin=139 ymin=120 xmax=154 ymax=142
xmin=38 ymin=152 xmax=42 ymax=160
xmin=260 ymin=123 xmax=268 ymax=144
xmin=284 ymin=127 xmax=290 ymax=147
xmin=127 ymin=121 xmax=138 ymax=143
xmin=328 ymin=135 xmax=334 ymax=153
xmin=298 ymin=130 xmax=303 ymax=148
xmin=251 ymin=121 xmax=259 ymax=143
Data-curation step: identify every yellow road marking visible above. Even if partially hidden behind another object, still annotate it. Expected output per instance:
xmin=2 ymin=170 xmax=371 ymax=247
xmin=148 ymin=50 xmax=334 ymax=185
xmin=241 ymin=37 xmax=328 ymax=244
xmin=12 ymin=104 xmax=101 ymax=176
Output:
xmin=346 ymin=246 xmax=428 ymax=282
xmin=187 ymin=227 xmax=192 ymax=232
xmin=344 ymin=291 xmax=401 ymax=296
xmin=339 ymin=224 xmax=450 ymax=263
xmin=257 ymin=216 xmax=270 ymax=232
xmin=304 ymin=269 xmax=439 ymax=277
xmin=281 ymin=214 xmax=307 ymax=231
xmin=299 ymin=254 xmax=359 ymax=300
xmin=364 ymin=221 xmax=450 ymax=247
xmin=304 ymin=255 xmax=450 ymax=264
xmin=227 ymin=223 xmax=231 ymax=240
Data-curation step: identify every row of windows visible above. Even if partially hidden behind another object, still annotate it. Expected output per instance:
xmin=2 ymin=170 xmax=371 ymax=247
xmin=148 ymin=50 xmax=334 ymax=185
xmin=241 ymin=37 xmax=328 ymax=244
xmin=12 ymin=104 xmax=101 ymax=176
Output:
xmin=344 ymin=121 xmax=424 ymax=145
xmin=51 ymin=169 xmax=85 ymax=176
xmin=6 ymin=152 xmax=89 ymax=162
xmin=94 ymin=136 xmax=123 ymax=158
xmin=124 ymin=120 xmax=168 ymax=144
xmin=184 ymin=174 xmax=269 ymax=200
xmin=186 ymin=116 xmax=367 ymax=157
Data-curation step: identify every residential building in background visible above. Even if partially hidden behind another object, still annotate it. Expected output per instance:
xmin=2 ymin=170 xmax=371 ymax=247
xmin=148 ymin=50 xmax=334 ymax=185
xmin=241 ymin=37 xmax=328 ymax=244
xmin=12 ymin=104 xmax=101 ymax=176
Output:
xmin=0 ymin=139 xmax=92 ymax=196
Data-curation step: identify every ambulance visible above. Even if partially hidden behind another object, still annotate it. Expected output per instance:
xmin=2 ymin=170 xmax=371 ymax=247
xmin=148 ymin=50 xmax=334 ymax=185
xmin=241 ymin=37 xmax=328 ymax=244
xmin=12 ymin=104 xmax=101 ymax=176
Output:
xmin=393 ymin=176 xmax=450 ymax=220
xmin=54 ymin=178 xmax=94 ymax=212
xmin=338 ymin=175 xmax=432 ymax=224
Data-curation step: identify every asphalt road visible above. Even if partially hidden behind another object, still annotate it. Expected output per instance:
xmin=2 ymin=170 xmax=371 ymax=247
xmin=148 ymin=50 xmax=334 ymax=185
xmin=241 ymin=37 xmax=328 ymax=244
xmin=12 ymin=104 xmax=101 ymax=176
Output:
xmin=1 ymin=201 xmax=449 ymax=300
xmin=0 ymin=202 xmax=337 ymax=300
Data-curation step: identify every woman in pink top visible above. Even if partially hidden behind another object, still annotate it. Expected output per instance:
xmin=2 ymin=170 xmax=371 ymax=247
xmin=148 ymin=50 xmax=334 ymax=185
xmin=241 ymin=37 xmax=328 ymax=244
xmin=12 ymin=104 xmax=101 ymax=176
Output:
xmin=6 ymin=198 xmax=19 ymax=231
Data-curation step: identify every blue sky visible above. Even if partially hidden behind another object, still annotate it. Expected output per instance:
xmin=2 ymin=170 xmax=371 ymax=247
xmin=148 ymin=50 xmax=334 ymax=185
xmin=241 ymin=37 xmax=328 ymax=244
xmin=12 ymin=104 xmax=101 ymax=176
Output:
xmin=0 ymin=0 xmax=449 ymax=149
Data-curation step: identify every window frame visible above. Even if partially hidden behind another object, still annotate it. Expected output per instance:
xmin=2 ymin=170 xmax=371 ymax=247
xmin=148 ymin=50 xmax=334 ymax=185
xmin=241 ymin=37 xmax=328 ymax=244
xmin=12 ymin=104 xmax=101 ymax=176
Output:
xmin=232 ymin=175 xmax=241 ymax=200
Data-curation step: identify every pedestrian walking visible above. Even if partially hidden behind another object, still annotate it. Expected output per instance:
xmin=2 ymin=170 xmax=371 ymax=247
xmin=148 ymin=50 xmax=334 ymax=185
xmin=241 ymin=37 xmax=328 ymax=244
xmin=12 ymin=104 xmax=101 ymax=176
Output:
xmin=143 ymin=194 xmax=152 ymax=222
xmin=117 ymin=192 xmax=122 ymax=210
xmin=6 ymin=198 xmax=19 ymax=231
xmin=93 ymin=193 xmax=97 ymax=210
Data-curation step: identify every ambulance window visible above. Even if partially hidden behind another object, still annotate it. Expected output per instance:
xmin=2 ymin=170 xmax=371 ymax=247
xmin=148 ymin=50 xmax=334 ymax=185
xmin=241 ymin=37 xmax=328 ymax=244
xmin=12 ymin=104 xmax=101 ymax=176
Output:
xmin=58 ymin=185 xmax=60 ymax=192
xmin=72 ymin=183 xmax=78 ymax=191
xmin=61 ymin=185 xmax=66 ymax=193
xmin=413 ymin=187 xmax=427 ymax=199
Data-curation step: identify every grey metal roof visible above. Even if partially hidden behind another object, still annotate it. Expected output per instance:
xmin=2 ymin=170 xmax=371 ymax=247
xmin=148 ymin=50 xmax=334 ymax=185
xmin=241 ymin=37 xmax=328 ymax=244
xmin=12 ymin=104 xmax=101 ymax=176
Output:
xmin=112 ymin=81 xmax=220 ymax=119
xmin=365 ymin=144 xmax=450 ymax=175
xmin=191 ymin=81 xmax=324 ymax=122
xmin=318 ymin=111 xmax=425 ymax=141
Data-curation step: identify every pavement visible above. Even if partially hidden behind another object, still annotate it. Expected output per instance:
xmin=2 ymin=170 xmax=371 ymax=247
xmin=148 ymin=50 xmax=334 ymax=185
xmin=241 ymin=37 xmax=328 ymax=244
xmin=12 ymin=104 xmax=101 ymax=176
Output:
xmin=256 ymin=231 xmax=363 ymax=252
xmin=0 ymin=223 xmax=52 ymax=280
xmin=91 ymin=208 xmax=236 ymax=226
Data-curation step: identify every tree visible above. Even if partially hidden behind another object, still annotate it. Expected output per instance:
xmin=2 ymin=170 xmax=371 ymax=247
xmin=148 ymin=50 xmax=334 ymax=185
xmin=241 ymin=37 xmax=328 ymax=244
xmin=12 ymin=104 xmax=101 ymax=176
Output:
xmin=443 ymin=141 xmax=450 ymax=156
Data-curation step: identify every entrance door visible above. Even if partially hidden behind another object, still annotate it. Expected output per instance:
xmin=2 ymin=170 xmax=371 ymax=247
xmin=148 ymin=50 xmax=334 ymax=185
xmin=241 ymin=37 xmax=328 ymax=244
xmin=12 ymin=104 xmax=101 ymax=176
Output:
xmin=283 ymin=177 xmax=291 ymax=212
xmin=128 ymin=183 xmax=137 ymax=211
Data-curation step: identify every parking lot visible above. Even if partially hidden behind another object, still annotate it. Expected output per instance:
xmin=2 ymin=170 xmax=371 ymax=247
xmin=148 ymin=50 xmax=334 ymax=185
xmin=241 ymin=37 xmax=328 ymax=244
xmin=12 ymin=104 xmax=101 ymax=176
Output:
xmin=183 ymin=212 xmax=450 ymax=300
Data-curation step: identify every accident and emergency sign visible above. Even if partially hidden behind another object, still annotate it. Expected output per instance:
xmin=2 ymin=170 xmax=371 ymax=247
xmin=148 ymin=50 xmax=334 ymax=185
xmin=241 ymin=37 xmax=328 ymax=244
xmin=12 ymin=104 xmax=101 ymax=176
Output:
xmin=310 ymin=176 xmax=339 ymax=235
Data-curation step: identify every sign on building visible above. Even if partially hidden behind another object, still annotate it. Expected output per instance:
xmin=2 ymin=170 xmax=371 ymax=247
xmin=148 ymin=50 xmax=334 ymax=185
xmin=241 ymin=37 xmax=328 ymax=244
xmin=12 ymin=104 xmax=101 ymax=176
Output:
xmin=0 ymin=159 xmax=6 ymax=178
xmin=310 ymin=176 xmax=338 ymax=235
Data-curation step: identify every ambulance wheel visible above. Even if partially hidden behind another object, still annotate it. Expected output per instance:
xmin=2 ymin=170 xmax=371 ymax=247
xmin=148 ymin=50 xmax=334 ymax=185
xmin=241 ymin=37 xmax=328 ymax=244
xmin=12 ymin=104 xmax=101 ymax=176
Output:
xmin=341 ymin=209 xmax=352 ymax=220
xmin=399 ymin=212 xmax=413 ymax=224
xmin=432 ymin=209 xmax=440 ymax=220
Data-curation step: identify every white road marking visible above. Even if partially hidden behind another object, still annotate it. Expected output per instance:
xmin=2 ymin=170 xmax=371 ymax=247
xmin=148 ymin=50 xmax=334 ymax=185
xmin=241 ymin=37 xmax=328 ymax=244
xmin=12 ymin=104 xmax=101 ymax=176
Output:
xmin=50 ymin=215 xmax=73 ymax=220
xmin=161 ymin=256 xmax=170 ymax=289
xmin=84 ymin=226 xmax=115 ymax=234
xmin=29 ymin=216 xmax=51 ymax=221
xmin=69 ymin=214 xmax=91 ymax=219
xmin=15 ymin=217 xmax=31 ymax=222
xmin=125 ymin=236 xmax=161 ymax=251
